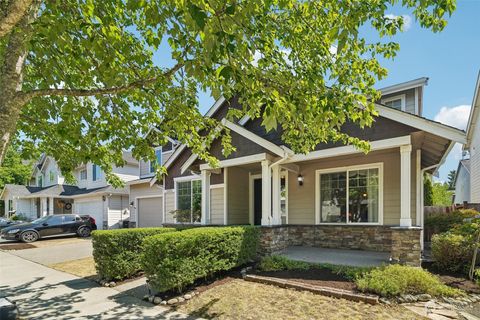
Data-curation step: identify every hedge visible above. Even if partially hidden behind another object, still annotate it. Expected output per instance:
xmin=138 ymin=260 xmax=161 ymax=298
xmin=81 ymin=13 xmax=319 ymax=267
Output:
xmin=425 ymin=209 xmax=478 ymax=235
xmin=92 ymin=227 xmax=176 ymax=280
xmin=141 ymin=226 xmax=260 ymax=292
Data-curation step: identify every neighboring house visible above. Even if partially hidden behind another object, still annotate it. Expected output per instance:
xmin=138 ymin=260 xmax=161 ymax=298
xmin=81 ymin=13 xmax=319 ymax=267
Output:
xmin=465 ymin=72 xmax=480 ymax=203
xmin=1 ymin=152 xmax=138 ymax=229
xmin=128 ymin=135 xmax=180 ymax=227
xmin=130 ymin=77 xmax=465 ymax=266
xmin=453 ymin=159 xmax=471 ymax=204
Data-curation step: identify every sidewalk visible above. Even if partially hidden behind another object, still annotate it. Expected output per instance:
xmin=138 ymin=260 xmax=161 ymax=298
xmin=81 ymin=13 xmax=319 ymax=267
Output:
xmin=0 ymin=251 xmax=195 ymax=319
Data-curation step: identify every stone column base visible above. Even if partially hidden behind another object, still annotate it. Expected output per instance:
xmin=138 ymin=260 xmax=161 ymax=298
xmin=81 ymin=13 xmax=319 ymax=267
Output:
xmin=390 ymin=227 xmax=422 ymax=267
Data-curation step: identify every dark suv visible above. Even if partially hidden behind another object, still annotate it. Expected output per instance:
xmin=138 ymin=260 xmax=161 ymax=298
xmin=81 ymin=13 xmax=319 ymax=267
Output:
xmin=0 ymin=214 xmax=97 ymax=243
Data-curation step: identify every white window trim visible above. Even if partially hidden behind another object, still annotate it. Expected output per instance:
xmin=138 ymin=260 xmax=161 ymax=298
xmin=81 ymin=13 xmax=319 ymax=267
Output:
xmin=149 ymin=147 xmax=163 ymax=174
xmin=80 ymin=169 xmax=87 ymax=180
xmin=381 ymin=94 xmax=406 ymax=112
xmin=281 ymin=170 xmax=289 ymax=224
xmin=315 ymin=162 xmax=384 ymax=226
xmin=173 ymin=175 xmax=202 ymax=224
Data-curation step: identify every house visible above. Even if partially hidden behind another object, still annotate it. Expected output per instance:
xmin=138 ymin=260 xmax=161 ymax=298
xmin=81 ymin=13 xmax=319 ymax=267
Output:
xmin=464 ymin=72 xmax=480 ymax=203
xmin=127 ymin=135 xmax=180 ymax=228
xmin=453 ymin=159 xmax=471 ymax=204
xmin=0 ymin=152 xmax=139 ymax=229
xmin=129 ymin=77 xmax=465 ymax=266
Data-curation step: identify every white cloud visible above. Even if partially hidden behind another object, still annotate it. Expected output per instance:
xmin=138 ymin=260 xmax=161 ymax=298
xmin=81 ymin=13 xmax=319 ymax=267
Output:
xmin=434 ymin=104 xmax=471 ymax=130
xmin=433 ymin=105 xmax=471 ymax=174
xmin=385 ymin=14 xmax=412 ymax=31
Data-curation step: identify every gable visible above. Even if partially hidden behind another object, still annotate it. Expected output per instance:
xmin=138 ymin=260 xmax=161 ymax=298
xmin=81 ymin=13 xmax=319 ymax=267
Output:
xmin=243 ymin=115 xmax=419 ymax=151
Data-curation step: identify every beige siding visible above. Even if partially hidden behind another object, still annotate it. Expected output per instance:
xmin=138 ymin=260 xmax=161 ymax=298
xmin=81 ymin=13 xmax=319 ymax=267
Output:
xmin=471 ymin=124 xmax=480 ymax=202
xmin=227 ymin=167 xmax=249 ymax=224
xmin=164 ymin=190 xmax=176 ymax=223
xmin=129 ymin=183 xmax=163 ymax=222
xmin=288 ymin=148 xmax=417 ymax=226
xmin=210 ymin=187 xmax=224 ymax=224
xmin=108 ymin=195 xmax=129 ymax=228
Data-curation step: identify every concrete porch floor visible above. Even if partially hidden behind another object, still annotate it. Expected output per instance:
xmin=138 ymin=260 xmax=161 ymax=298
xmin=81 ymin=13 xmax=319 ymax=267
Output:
xmin=280 ymin=246 xmax=391 ymax=267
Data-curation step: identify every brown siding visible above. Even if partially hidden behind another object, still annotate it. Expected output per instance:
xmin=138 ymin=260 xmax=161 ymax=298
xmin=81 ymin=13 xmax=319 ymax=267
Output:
xmin=165 ymin=149 xmax=193 ymax=189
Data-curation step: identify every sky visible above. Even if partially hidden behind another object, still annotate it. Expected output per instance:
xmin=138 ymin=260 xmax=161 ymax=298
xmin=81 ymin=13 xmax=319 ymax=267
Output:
xmin=152 ymin=1 xmax=480 ymax=182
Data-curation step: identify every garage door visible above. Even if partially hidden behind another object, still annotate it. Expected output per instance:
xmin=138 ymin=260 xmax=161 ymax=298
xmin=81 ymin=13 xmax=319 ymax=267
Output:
xmin=75 ymin=199 xmax=104 ymax=230
xmin=137 ymin=197 xmax=163 ymax=227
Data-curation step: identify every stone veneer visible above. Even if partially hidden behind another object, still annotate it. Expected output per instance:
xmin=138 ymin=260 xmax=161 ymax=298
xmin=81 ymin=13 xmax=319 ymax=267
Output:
xmin=259 ymin=225 xmax=422 ymax=266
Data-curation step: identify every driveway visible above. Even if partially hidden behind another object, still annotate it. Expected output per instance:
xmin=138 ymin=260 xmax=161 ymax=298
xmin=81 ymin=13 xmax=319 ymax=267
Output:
xmin=0 ymin=250 xmax=195 ymax=319
xmin=0 ymin=236 xmax=93 ymax=265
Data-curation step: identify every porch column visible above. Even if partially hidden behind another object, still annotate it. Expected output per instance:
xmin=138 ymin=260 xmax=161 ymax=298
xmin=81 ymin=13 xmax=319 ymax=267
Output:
xmin=271 ymin=164 xmax=281 ymax=225
xmin=261 ymin=160 xmax=271 ymax=226
xmin=201 ymin=170 xmax=211 ymax=225
xmin=48 ymin=197 xmax=54 ymax=215
xmin=41 ymin=197 xmax=48 ymax=216
xmin=400 ymin=145 xmax=412 ymax=227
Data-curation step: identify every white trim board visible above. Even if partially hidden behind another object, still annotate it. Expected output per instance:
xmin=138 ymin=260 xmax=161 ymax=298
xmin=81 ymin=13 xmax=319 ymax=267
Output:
xmin=378 ymin=77 xmax=428 ymax=96
xmin=375 ymin=104 xmax=466 ymax=144
xmin=222 ymin=119 xmax=287 ymax=157
xmin=200 ymin=153 xmax=269 ymax=170
xmin=283 ymin=135 xmax=411 ymax=164
xmin=381 ymin=94 xmax=406 ymax=112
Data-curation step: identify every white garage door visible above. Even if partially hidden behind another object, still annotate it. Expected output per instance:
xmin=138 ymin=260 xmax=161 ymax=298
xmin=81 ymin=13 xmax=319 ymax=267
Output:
xmin=137 ymin=197 xmax=163 ymax=227
xmin=75 ymin=199 xmax=104 ymax=230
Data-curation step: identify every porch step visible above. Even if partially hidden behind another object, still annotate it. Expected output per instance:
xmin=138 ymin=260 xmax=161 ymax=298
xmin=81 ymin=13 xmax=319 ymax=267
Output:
xmin=243 ymin=274 xmax=379 ymax=305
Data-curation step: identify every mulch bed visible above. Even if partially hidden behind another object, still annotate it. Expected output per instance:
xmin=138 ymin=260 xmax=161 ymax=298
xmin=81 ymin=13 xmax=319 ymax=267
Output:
xmin=254 ymin=268 xmax=356 ymax=291
xmin=0 ymin=243 xmax=35 ymax=250
xmin=423 ymin=261 xmax=480 ymax=293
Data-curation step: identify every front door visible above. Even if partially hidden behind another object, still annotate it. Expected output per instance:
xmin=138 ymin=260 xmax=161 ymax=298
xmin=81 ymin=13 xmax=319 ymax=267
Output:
xmin=253 ymin=178 xmax=262 ymax=225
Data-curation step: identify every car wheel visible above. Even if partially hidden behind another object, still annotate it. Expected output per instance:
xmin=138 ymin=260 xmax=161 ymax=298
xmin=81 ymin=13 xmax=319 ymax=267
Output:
xmin=21 ymin=231 xmax=38 ymax=243
xmin=77 ymin=227 xmax=91 ymax=238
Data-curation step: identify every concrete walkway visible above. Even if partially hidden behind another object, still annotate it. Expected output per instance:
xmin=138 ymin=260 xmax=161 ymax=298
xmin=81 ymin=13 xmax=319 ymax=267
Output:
xmin=0 ymin=251 xmax=195 ymax=319
xmin=281 ymin=246 xmax=391 ymax=267
xmin=7 ymin=239 xmax=93 ymax=265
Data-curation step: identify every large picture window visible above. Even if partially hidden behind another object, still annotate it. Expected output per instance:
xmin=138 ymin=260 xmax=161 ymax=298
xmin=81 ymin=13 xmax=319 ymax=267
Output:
xmin=176 ymin=179 xmax=202 ymax=223
xmin=317 ymin=164 xmax=382 ymax=224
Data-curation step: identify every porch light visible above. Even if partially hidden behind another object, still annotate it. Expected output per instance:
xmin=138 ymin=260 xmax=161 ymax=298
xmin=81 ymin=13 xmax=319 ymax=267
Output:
xmin=297 ymin=174 xmax=304 ymax=186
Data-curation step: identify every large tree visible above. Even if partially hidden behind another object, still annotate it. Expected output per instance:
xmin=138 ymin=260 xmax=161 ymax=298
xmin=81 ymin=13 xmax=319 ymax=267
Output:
xmin=0 ymin=0 xmax=456 ymax=185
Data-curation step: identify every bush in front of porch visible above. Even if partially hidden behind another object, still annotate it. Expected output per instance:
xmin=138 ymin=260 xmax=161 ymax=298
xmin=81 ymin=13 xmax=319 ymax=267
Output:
xmin=92 ymin=227 xmax=177 ymax=280
xmin=141 ymin=226 xmax=260 ymax=292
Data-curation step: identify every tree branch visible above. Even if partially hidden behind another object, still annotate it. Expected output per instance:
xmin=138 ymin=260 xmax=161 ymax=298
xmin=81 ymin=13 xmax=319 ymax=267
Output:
xmin=16 ymin=62 xmax=183 ymax=104
xmin=0 ymin=0 xmax=34 ymax=38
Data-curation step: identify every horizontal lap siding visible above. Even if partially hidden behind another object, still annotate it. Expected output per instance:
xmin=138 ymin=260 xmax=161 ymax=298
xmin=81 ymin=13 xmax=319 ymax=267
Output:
xmin=210 ymin=187 xmax=224 ymax=224
xmin=129 ymin=183 xmax=163 ymax=222
xmin=227 ymin=167 xmax=249 ymax=224
xmin=288 ymin=148 xmax=417 ymax=226
xmin=164 ymin=191 xmax=175 ymax=223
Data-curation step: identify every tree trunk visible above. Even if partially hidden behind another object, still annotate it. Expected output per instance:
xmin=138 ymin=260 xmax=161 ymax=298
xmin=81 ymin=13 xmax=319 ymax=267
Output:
xmin=0 ymin=3 xmax=36 ymax=164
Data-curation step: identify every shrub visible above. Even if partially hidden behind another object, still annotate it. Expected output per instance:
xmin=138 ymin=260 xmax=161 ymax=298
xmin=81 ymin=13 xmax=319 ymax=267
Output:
xmin=355 ymin=265 xmax=462 ymax=297
xmin=258 ymin=255 xmax=370 ymax=280
xmin=141 ymin=226 xmax=260 ymax=292
xmin=258 ymin=255 xmax=311 ymax=271
xmin=425 ymin=209 xmax=478 ymax=234
xmin=92 ymin=227 xmax=176 ymax=280
xmin=431 ymin=232 xmax=474 ymax=273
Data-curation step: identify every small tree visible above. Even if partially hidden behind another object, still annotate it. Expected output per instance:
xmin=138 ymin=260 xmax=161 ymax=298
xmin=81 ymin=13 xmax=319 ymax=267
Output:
xmin=424 ymin=174 xmax=433 ymax=206
xmin=432 ymin=182 xmax=454 ymax=206
xmin=447 ymin=170 xmax=456 ymax=190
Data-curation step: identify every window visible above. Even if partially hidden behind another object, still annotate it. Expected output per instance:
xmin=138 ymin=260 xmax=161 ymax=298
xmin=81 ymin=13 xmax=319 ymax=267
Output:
xmin=176 ymin=179 xmax=202 ymax=223
xmin=381 ymin=94 xmax=405 ymax=111
xmin=49 ymin=170 xmax=54 ymax=182
xmin=8 ymin=200 xmax=13 ymax=212
xmin=150 ymin=148 xmax=162 ymax=173
xmin=92 ymin=164 xmax=102 ymax=181
xmin=48 ymin=215 xmax=64 ymax=225
xmin=37 ymin=175 xmax=43 ymax=187
xmin=80 ymin=169 xmax=87 ymax=180
xmin=317 ymin=164 xmax=382 ymax=224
